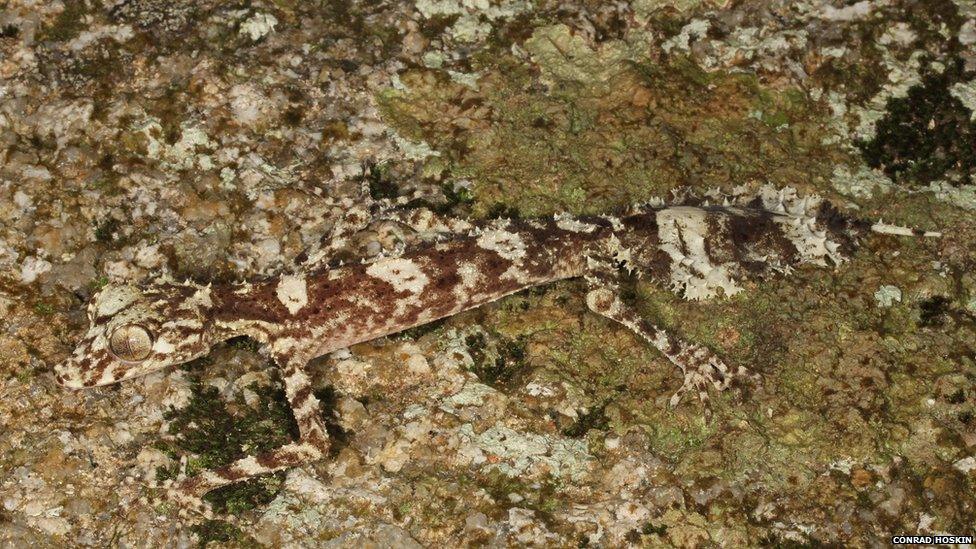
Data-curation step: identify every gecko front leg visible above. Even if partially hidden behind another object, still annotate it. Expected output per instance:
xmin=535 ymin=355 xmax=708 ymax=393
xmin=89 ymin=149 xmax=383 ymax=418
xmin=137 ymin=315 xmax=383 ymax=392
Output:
xmin=166 ymin=354 xmax=331 ymax=514
xmin=583 ymin=262 xmax=757 ymax=417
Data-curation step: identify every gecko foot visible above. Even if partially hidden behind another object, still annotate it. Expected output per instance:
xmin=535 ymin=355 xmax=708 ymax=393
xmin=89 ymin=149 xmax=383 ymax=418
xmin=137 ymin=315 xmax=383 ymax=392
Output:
xmin=157 ymin=439 xmax=326 ymax=522
xmin=667 ymin=343 xmax=760 ymax=417
xmin=161 ymin=478 xmax=216 ymax=520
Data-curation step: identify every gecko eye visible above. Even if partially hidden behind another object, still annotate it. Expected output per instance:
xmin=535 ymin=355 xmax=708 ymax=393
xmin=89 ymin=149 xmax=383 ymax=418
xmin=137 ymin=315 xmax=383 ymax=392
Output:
xmin=109 ymin=324 xmax=154 ymax=362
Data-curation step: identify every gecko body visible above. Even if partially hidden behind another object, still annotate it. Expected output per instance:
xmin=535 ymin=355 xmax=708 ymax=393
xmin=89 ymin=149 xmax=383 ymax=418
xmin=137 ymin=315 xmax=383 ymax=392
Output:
xmin=55 ymin=185 xmax=937 ymax=505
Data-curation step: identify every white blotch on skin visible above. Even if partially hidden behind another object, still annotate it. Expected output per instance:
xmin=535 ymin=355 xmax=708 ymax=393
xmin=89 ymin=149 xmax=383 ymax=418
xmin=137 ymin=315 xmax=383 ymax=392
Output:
xmin=232 ymin=456 xmax=268 ymax=475
xmin=233 ymin=284 xmax=253 ymax=296
xmin=276 ymin=275 xmax=309 ymax=315
xmin=656 ymin=206 xmax=742 ymax=301
xmin=476 ymin=229 xmax=526 ymax=262
xmin=456 ymin=262 xmax=482 ymax=293
xmin=774 ymin=216 xmax=844 ymax=266
xmin=604 ymin=215 xmax=625 ymax=232
xmin=182 ymin=286 xmax=213 ymax=310
xmin=752 ymin=185 xmax=845 ymax=265
xmin=366 ymin=258 xmax=429 ymax=294
xmin=94 ymin=285 xmax=143 ymax=318
xmin=270 ymin=336 xmax=304 ymax=358
xmin=500 ymin=264 xmax=532 ymax=284
xmin=99 ymin=363 xmax=124 ymax=385
xmin=154 ymin=337 xmax=176 ymax=355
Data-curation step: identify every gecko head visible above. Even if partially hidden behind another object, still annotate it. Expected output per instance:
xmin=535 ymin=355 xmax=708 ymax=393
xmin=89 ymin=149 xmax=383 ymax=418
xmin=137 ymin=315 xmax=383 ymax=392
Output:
xmin=55 ymin=280 xmax=217 ymax=389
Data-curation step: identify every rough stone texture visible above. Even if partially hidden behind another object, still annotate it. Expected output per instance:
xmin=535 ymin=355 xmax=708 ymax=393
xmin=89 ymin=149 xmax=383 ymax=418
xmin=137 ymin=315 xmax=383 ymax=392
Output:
xmin=1 ymin=0 xmax=975 ymax=546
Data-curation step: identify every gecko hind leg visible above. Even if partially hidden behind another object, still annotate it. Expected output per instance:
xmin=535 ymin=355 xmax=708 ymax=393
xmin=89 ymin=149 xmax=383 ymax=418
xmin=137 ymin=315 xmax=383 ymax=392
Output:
xmin=165 ymin=359 xmax=331 ymax=515
xmin=584 ymin=277 xmax=757 ymax=417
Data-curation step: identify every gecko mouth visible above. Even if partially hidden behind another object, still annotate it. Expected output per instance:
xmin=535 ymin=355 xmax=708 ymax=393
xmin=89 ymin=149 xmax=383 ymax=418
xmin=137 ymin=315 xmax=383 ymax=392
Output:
xmin=55 ymin=338 xmax=129 ymax=389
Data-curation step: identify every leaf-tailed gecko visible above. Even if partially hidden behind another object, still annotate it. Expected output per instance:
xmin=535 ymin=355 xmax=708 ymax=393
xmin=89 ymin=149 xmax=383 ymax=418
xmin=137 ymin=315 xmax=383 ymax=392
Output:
xmin=54 ymin=184 xmax=939 ymax=507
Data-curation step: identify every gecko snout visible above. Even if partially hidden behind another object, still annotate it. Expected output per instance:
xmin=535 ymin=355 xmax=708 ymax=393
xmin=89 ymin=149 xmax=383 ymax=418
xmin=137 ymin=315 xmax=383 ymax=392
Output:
xmin=53 ymin=358 xmax=88 ymax=389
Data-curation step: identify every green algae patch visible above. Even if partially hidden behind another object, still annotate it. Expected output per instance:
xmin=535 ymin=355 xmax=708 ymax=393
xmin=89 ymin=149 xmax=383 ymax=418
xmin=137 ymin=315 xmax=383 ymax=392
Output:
xmin=190 ymin=519 xmax=256 ymax=547
xmin=858 ymin=58 xmax=976 ymax=186
xmin=39 ymin=0 xmax=88 ymax=43
xmin=155 ymin=360 xmax=298 ymax=515
xmin=379 ymin=24 xmax=849 ymax=217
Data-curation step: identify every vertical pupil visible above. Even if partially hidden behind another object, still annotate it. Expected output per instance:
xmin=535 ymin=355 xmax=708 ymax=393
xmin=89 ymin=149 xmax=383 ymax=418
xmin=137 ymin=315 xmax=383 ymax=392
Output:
xmin=111 ymin=326 xmax=151 ymax=360
xmin=123 ymin=333 xmax=137 ymax=353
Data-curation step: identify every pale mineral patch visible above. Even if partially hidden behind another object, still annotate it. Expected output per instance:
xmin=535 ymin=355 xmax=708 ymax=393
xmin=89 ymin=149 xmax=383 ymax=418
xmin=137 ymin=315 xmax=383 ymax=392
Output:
xmin=926 ymin=181 xmax=976 ymax=209
xmin=819 ymin=0 xmax=879 ymax=22
xmin=832 ymin=164 xmax=893 ymax=199
xmin=389 ymin=131 xmax=441 ymax=161
xmin=949 ymin=80 xmax=976 ymax=121
xmin=874 ymin=285 xmax=902 ymax=307
xmin=240 ymin=12 xmax=278 ymax=41
xmin=18 ymin=256 xmax=51 ymax=284
xmin=229 ymin=84 xmax=274 ymax=128
xmin=954 ymin=456 xmax=976 ymax=474
xmin=441 ymin=381 xmax=502 ymax=410
xmin=662 ymin=19 xmax=710 ymax=54
xmin=456 ymin=424 xmax=593 ymax=481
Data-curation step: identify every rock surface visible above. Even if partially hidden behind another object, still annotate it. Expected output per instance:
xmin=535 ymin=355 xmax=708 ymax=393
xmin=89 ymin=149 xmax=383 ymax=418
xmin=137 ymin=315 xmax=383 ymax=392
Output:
xmin=1 ymin=0 xmax=975 ymax=546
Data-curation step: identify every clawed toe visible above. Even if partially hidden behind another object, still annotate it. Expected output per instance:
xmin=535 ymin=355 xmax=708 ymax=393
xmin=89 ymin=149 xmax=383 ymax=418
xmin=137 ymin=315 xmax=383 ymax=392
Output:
xmin=161 ymin=478 xmax=216 ymax=520
xmin=667 ymin=347 xmax=760 ymax=418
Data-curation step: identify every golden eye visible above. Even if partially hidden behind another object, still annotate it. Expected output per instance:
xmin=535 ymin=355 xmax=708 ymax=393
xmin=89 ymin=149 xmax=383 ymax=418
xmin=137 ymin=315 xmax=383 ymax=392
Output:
xmin=109 ymin=324 xmax=153 ymax=362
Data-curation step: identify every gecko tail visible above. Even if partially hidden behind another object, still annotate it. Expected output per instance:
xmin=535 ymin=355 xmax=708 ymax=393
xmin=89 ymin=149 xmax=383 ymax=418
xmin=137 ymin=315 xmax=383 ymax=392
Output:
xmin=870 ymin=221 xmax=941 ymax=238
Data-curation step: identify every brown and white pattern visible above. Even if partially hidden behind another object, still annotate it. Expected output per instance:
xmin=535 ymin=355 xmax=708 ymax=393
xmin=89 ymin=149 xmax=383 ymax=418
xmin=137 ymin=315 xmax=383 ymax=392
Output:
xmin=55 ymin=184 xmax=938 ymax=511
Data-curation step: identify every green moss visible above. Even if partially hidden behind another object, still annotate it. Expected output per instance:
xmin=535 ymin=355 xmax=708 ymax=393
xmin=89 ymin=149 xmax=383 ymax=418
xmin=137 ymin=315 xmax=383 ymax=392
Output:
xmin=858 ymin=58 xmax=976 ymax=186
xmin=399 ymin=318 xmax=447 ymax=340
xmin=156 ymin=375 xmax=298 ymax=514
xmin=190 ymin=519 xmax=257 ymax=547
xmin=484 ymin=202 xmax=521 ymax=220
xmin=641 ymin=521 xmax=668 ymax=536
xmin=227 ymin=336 xmax=262 ymax=353
xmin=206 ymin=474 xmax=286 ymax=516
xmin=282 ymin=106 xmax=304 ymax=127
xmin=560 ymin=401 xmax=609 ymax=438
xmin=643 ymin=416 xmax=714 ymax=459
xmin=311 ymin=385 xmax=351 ymax=457
xmin=475 ymin=470 xmax=564 ymax=519
xmin=95 ymin=218 xmax=120 ymax=243
xmin=40 ymin=0 xmax=87 ymax=42
xmin=364 ymin=161 xmax=400 ymax=200
xmin=436 ymin=182 xmax=475 ymax=214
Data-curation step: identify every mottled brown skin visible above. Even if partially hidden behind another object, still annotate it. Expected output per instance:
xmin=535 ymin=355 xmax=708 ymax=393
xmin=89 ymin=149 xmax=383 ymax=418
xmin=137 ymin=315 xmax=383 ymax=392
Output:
xmin=210 ymin=217 xmax=617 ymax=363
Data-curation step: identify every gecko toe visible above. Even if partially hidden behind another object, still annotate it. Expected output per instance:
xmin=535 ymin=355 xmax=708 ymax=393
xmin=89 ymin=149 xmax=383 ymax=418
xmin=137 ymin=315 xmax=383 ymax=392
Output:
xmin=667 ymin=348 xmax=758 ymax=420
xmin=166 ymin=484 xmax=215 ymax=520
